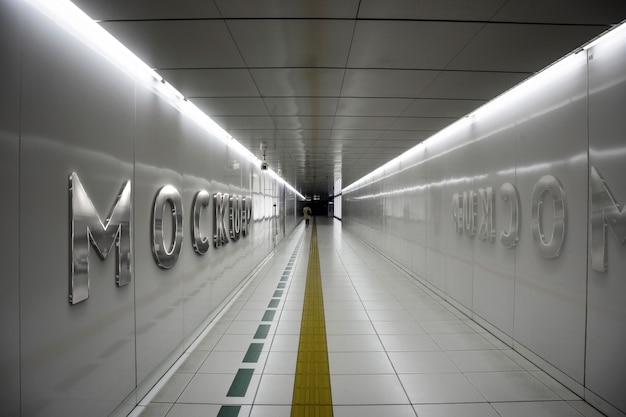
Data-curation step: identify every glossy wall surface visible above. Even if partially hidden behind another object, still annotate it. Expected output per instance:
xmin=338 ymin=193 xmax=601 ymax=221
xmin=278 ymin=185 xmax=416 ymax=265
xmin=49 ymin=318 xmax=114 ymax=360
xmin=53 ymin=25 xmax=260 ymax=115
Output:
xmin=343 ymin=27 xmax=626 ymax=417
xmin=0 ymin=2 xmax=297 ymax=416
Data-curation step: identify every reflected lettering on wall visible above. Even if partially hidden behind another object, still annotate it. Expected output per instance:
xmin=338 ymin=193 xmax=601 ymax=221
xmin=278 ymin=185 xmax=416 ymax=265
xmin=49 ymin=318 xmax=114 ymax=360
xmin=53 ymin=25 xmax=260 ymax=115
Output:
xmin=451 ymin=169 xmax=624 ymax=269
xmin=590 ymin=166 xmax=626 ymax=272
xmin=500 ymin=183 xmax=520 ymax=248
xmin=452 ymin=176 xmax=568 ymax=259
xmin=530 ymin=175 xmax=566 ymax=259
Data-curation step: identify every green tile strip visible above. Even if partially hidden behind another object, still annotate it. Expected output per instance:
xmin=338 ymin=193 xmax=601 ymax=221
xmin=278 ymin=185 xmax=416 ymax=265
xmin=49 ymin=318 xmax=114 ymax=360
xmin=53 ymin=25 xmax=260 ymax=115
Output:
xmin=243 ymin=343 xmax=264 ymax=363
xmin=227 ymin=369 xmax=254 ymax=397
xmin=217 ymin=405 xmax=241 ymax=417
xmin=268 ymin=299 xmax=280 ymax=308
xmin=262 ymin=310 xmax=276 ymax=322
xmin=273 ymin=290 xmax=284 ymax=298
xmin=280 ymin=276 xmax=289 ymax=282
xmin=254 ymin=324 xmax=271 ymax=339
xmin=277 ymin=282 xmax=286 ymax=289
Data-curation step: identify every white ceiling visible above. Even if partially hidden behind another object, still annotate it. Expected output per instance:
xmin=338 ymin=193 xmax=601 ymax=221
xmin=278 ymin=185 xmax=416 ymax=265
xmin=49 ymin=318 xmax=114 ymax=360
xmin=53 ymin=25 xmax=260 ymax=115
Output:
xmin=72 ymin=0 xmax=626 ymax=196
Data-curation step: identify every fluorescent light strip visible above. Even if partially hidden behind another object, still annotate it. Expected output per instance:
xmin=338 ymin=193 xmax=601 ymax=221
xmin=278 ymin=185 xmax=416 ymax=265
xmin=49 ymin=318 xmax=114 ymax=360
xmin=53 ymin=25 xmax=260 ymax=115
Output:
xmin=22 ymin=0 xmax=304 ymax=200
xmin=343 ymin=20 xmax=626 ymax=194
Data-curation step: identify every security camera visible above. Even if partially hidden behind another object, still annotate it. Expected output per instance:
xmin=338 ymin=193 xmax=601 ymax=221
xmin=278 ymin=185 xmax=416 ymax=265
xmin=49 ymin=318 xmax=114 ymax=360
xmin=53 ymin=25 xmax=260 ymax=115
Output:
xmin=261 ymin=161 xmax=268 ymax=170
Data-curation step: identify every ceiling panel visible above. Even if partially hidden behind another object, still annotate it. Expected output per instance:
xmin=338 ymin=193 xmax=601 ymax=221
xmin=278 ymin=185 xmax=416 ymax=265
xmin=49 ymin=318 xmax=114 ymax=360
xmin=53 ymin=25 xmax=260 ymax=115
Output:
xmin=215 ymin=0 xmax=359 ymax=18
xmin=332 ymin=116 xmax=397 ymax=130
xmin=100 ymin=21 xmax=243 ymax=69
xmin=341 ymin=69 xmax=440 ymax=98
xmin=158 ymin=69 xmax=258 ymax=98
xmin=330 ymin=130 xmax=384 ymax=140
xmin=336 ymin=98 xmax=413 ymax=117
xmin=493 ymin=0 xmax=626 ymax=24
xmin=192 ymin=98 xmax=269 ymax=116
xmin=73 ymin=0 xmax=220 ymax=20
xmin=448 ymin=23 xmax=609 ymax=72
xmin=227 ymin=20 xmax=355 ymax=67
xmin=279 ymin=130 xmax=332 ymax=140
xmin=390 ymin=117 xmax=456 ymax=131
xmin=251 ymin=68 xmax=345 ymax=96
xmin=80 ymin=0 xmax=626 ymax=196
xmin=264 ymin=97 xmax=339 ymax=116
xmin=274 ymin=116 xmax=335 ymax=130
xmin=379 ymin=131 xmax=436 ymax=141
xmin=348 ymin=21 xmax=483 ymax=69
xmin=358 ymin=0 xmax=506 ymax=21
xmin=211 ymin=116 xmax=275 ymax=130
xmin=420 ymin=71 xmax=530 ymax=100
xmin=402 ymin=99 xmax=487 ymax=118
xmin=226 ymin=129 xmax=280 ymax=139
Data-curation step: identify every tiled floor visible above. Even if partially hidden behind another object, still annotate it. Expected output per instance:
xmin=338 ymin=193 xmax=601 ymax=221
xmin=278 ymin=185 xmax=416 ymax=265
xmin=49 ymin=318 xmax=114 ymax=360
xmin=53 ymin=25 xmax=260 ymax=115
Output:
xmin=130 ymin=218 xmax=605 ymax=417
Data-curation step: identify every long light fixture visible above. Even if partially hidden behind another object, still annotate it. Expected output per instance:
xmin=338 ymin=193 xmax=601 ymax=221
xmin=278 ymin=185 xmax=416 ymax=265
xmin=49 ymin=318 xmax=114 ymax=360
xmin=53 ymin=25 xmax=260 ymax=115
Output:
xmin=21 ymin=0 xmax=305 ymax=201
xmin=343 ymin=20 xmax=626 ymax=194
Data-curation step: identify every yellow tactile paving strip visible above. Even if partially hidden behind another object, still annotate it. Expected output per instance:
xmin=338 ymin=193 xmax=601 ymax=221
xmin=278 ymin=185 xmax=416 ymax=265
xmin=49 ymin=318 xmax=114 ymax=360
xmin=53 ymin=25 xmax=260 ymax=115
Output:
xmin=291 ymin=221 xmax=333 ymax=417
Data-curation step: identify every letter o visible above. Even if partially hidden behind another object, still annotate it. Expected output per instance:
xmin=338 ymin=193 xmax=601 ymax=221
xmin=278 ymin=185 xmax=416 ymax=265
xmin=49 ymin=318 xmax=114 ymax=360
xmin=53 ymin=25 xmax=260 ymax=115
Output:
xmin=530 ymin=175 xmax=567 ymax=259
xmin=151 ymin=185 xmax=184 ymax=268
xmin=192 ymin=190 xmax=210 ymax=255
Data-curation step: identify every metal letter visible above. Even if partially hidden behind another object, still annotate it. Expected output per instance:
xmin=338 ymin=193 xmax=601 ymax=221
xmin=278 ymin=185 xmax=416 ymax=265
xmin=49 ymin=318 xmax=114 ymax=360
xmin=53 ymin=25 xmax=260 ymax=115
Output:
xmin=192 ymin=190 xmax=210 ymax=255
xmin=530 ymin=175 xmax=567 ymax=259
xmin=69 ymin=172 xmax=131 ymax=305
xmin=463 ymin=190 xmax=477 ymax=237
xmin=500 ymin=182 xmax=520 ymax=249
xmin=451 ymin=193 xmax=463 ymax=234
xmin=213 ymin=193 xmax=229 ymax=247
xmin=241 ymin=197 xmax=252 ymax=237
xmin=590 ymin=166 xmax=626 ymax=272
xmin=477 ymin=187 xmax=496 ymax=242
xmin=151 ymin=185 xmax=184 ymax=269
xmin=229 ymin=195 xmax=241 ymax=240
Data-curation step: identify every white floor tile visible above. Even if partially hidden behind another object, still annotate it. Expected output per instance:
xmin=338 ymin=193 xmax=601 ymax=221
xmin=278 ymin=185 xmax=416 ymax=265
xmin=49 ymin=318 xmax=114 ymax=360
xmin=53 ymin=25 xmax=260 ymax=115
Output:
xmin=446 ymin=349 xmax=523 ymax=372
xmin=372 ymin=321 xmax=426 ymax=335
xmin=249 ymin=405 xmax=292 ymax=417
xmin=466 ymin=371 xmax=561 ymax=402
xmin=263 ymin=351 xmax=298 ymax=374
xmin=399 ymin=373 xmax=485 ymax=404
xmin=325 ymin=321 xmax=376 ymax=335
xmin=329 ymin=352 xmax=395 ymax=374
xmin=431 ymin=333 xmax=497 ymax=351
xmin=492 ymin=401 xmax=586 ymax=417
xmin=334 ymin=405 xmax=417 ymax=417
xmin=331 ymin=374 xmax=409 ymax=405
xmin=379 ymin=334 xmax=440 ymax=352
xmin=327 ymin=334 xmax=384 ymax=352
xmin=388 ymin=351 xmax=459 ymax=374
xmin=254 ymin=374 xmax=295 ymax=405
xmin=413 ymin=403 xmax=500 ymax=417
xmin=419 ymin=320 xmax=475 ymax=334
xmin=177 ymin=373 xmax=260 ymax=404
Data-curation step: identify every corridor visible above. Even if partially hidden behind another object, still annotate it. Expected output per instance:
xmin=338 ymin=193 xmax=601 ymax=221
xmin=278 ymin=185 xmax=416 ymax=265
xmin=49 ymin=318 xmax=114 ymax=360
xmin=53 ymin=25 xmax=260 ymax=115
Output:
xmin=130 ymin=218 xmax=602 ymax=417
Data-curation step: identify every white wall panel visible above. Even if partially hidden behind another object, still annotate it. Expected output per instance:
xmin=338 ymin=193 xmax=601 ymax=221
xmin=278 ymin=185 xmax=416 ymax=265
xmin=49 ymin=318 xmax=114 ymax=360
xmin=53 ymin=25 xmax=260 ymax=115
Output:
xmin=343 ymin=24 xmax=626 ymax=417
xmin=0 ymin=1 xmax=22 ymax=415
xmin=19 ymin=5 xmax=137 ymax=415
xmin=9 ymin=3 xmax=298 ymax=417
xmin=586 ymin=29 xmax=626 ymax=415
xmin=512 ymin=53 xmax=588 ymax=384
xmin=444 ymin=132 xmax=475 ymax=311
xmin=424 ymin=141 xmax=447 ymax=292
xmin=134 ymin=87 xmax=186 ymax=386
xmin=471 ymin=111 xmax=517 ymax=337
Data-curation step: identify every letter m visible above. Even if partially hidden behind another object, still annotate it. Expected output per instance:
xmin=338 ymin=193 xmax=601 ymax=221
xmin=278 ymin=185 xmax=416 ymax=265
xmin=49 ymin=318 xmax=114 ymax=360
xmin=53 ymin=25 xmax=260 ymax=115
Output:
xmin=590 ymin=166 xmax=626 ymax=272
xmin=69 ymin=172 xmax=132 ymax=304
